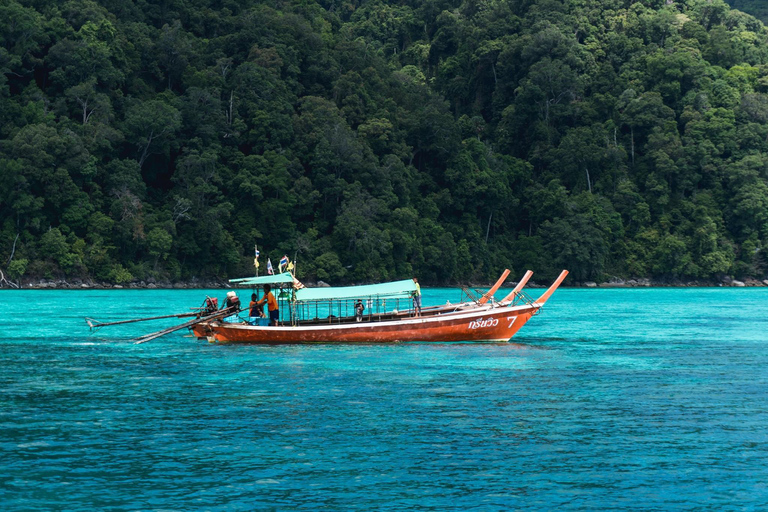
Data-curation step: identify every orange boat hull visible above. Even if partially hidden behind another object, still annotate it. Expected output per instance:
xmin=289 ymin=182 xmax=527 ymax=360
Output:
xmin=192 ymin=305 xmax=540 ymax=344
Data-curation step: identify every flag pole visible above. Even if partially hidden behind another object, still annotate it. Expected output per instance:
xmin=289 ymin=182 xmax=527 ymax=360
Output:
xmin=254 ymin=244 xmax=260 ymax=277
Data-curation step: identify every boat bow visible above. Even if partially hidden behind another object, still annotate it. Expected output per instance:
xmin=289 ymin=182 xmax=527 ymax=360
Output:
xmin=532 ymin=269 xmax=569 ymax=308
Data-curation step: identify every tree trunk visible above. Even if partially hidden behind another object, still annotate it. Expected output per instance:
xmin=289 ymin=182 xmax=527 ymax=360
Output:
xmin=0 ymin=269 xmax=19 ymax=289
xmin=485 ymin=211 xmax=493 ymax=244
xmin=6 ymin=233 xmax=19 ymax=266
xmin=138 ymin=130 xmax=154 ymax=168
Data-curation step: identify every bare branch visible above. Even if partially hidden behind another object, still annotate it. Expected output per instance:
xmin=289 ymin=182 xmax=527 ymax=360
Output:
xmin=172 ymin=197 xmax=192 ymax=223
xmin=0 ymin=269 xmax=20 ymax=289
xmin=138 ymin=129 xmax=154 ymax=167
xmin=6 ymin=233 xmax=19 ymax=266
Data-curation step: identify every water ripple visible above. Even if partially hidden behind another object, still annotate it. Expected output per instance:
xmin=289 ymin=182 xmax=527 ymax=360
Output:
xmin=1 ymin=288 xmax=767 ymax=509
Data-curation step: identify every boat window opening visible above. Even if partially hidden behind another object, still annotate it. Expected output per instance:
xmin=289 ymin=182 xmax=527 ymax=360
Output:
xmin=272 ymin=293 xmax=427 ymax=326
xmin=282 ymin=287 xmax=286 ymax=325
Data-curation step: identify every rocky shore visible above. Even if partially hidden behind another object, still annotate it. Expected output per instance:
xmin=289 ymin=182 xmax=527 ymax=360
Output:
xmin=8 ymin=275 xmax=768 ymax=289
xmin=575 ymin=277 xmax=768 ymax=288
xmin=18 ymin=278 xmax=230 ymax=290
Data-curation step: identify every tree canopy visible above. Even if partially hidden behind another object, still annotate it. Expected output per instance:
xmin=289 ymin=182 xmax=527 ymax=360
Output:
xmin=2 ymin=0 xmax=768 ymax=285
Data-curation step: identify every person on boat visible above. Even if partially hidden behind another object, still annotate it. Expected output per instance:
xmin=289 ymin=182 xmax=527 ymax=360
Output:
xmin=354 ymin=299 xmax=365 ymax=322
xmin=256 ymin=284 xmax=279 ymax=326
xmin=249 ymin=293 xmax=265 ymax=323
xmin=412 ymin=277 xmax=422 ymax=317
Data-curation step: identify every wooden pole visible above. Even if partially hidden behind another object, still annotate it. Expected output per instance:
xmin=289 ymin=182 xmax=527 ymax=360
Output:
xmin=86 ymin=312 xmax=198 ymax=329
xmin=533 ymin=270 xmax=569 ymax=306
xmin=500 ymin=270 xmax=534 ymax=305
xmin=478 ymin=268 xmax=511 ymax=304
xmin=133 ymin=308 xmax=243 ymax=344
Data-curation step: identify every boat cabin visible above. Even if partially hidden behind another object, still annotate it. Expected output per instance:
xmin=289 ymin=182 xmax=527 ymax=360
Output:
xmin=229 ymin=274 xmax=420 ymax=326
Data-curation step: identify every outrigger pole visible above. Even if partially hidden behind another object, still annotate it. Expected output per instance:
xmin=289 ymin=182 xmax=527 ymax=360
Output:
xmin=86 ymin=312 xmax=198 ymax=330
xmin=133 ymin=308 xmax=244 ymax=344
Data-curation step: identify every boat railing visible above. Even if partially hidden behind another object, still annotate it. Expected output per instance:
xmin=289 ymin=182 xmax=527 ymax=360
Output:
xmin=231 ymin=282 xmax=419 ymax=326
xmin=509 ymin=289 xmax=536 ymax=308
xmin=461 ymin=287 xmax=482 ymax=304
xmin=290 ymin=295 xmax=416 ymax=326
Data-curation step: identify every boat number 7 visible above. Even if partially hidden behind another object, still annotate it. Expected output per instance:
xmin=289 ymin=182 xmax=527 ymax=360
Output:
xmin=507 ymin=316 xmax=517 ymax=328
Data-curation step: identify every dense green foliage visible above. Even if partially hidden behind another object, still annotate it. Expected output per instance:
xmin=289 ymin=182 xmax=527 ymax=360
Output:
xmin=2 ymin=0 xmax=768 ymax=285
xmin=727 ymin=1 xmax=768 ymax=24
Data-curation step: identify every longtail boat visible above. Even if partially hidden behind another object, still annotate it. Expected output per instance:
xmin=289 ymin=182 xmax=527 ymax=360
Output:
xmin=191 ymin=269 xmax=568 ymax=344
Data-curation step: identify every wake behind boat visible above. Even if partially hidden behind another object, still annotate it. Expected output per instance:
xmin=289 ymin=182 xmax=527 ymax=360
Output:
xmin=190 ymin=269 xmax=568 ymax=344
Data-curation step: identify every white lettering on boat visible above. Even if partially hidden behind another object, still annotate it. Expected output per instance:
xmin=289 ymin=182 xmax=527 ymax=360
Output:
xmin=507 ymin=316 xmax=517 ymax=328
xmin=468 ymin=317 xmax=499 ymax=329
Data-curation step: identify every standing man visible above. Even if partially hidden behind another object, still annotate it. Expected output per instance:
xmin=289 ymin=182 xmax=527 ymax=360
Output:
xmin=257 ymin=284 xmax=280 ymax=326
xmin=412 ymin=277 xmax=422 ymax=317
xmin=354 ymin=299 xmax=365 ymax=322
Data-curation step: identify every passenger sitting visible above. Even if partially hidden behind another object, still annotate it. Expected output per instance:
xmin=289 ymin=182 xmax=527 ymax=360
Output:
xmin=249 ymin=293 xmax=265 ymax=324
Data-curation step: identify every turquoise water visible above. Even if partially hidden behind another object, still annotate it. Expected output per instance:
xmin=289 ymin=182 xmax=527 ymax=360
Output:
xmin=1 ymin=287 xmax=767 ymax=509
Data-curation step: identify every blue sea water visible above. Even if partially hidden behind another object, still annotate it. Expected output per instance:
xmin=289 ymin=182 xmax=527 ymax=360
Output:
xmin=1 ymin=287 xmax=767 ymax=510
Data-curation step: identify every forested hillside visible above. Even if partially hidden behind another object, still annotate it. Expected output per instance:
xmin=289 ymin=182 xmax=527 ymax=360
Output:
xmin=726 ymin=1 xmax=768 ymax=24
xmin=2 ymin=0 xmax=768 ymax=286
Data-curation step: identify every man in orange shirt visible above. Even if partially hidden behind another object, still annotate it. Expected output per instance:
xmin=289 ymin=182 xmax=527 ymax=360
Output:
xmin=257 ymin=284 xmax=279 ymax=326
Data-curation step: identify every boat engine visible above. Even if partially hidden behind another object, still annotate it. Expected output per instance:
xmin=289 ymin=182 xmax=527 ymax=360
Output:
xmin=202 ymin=296 xmax=219 ymax=315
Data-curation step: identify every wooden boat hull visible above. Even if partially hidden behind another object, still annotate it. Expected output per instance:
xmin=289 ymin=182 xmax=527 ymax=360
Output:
xmin=192 ymin=304 xmax=540 ymax=344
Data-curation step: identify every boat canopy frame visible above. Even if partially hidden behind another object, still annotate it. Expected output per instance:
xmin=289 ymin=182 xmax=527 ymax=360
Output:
xmin=228 ymin=274 xmax=419 ymax=326
xmin=229 ymin=273 xmax=296 ymax=286
xmin=229 ymin=275 xmax=417 ymax=302
xmin=294 ymin=279 xmax=417 ymax=302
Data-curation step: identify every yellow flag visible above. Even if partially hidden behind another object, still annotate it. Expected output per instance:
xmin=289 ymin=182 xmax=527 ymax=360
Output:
xmin=254 ymin=258 xmax=260 ymax=268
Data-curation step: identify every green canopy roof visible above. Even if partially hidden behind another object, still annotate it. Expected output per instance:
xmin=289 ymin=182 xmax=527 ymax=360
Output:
xmin=295 ymin=279 xmax=417 ymax=302
xmin=228 ymin=275 xmax=418 ymax=302
xmin=229 ymin=273 xmax=296 ymax=286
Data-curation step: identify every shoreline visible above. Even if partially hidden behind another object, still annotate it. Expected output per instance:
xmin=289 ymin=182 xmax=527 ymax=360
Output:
xmin=5 ymin=277 xmax=768 ymax=290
